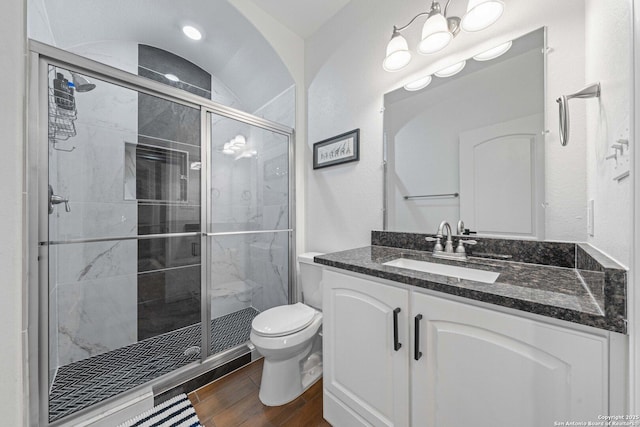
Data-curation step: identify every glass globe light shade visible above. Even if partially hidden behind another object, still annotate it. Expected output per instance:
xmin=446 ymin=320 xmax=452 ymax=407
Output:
xmin=383 ymin=33 xmax=412 ymax=72
xmin=418 ymin=13 xmax=453 ymax=54
xmin=404 ymin=75 xmax=433 ymax=91
xmin=461 ymin=0 xmax=504 ymax=32
xmin=434 ymin=60 xmax=466 ymax=77
xmin=473 ymin=41 xmax=512 ymax=61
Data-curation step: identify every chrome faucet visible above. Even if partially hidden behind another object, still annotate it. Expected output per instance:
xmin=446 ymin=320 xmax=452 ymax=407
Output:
xmin=426 ymin=220 xmax=477 ymax=260
xmin=438 ymin=220 xmax=454 ymax=253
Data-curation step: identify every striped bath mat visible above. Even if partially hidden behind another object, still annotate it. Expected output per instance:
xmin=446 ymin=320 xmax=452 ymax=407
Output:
xmin=118 ymin=394 xmax=202 ymax=427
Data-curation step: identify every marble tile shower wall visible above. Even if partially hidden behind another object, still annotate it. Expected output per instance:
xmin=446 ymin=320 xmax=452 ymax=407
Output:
xmin=209 ymin=121 xmax=288 ymax=232
xmin=136 ymin=45 xmax=208 ymax=340
xmin=210 ymin=231 xmax=288 ymax=317
xmin=248 ymin=125 xmax=290 ymax=312
xmin=252 ymin=84 xmax=295 ymax=129
xmin=50 ymin=65 xmax=139 ymax=367
xmin=209 ymin=116 xmax=290 ymax=315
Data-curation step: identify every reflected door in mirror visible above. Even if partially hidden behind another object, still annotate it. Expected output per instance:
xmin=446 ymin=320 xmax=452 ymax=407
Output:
xmin=459 ymin=114 xmax=544 ymax=239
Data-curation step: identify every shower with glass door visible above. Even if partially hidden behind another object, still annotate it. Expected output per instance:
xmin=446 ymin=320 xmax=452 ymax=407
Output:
xmin=30 ymin=42 xmax=294 ymax=425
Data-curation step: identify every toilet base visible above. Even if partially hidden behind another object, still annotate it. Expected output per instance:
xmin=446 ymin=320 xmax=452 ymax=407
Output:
xmin=259 ymin=350 xmax=323 ymax=407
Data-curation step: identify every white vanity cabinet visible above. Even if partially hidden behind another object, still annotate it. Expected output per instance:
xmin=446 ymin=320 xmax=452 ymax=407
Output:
xmin=412 ymin=292 xmax=608 ymax=427
xmin=323 ymin=269 xmax=610 ymax=427
xmin=322 ymin=269 xmax=410 ymax=427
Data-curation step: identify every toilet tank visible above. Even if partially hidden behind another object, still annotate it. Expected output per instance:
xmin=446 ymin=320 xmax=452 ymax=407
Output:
xmin=298 ymin=252 xmax=324 ymax=310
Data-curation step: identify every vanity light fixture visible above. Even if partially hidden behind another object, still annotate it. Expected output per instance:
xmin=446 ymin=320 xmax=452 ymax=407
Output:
xmin=383 ymin=0 xmax=504 ymax=72
xmin=434 ymin=60 xmax=466 ymax=77
xmin=182 ymin=25 xmax=202 ymax=40
xmin=404 ymin=74 xmax=433 ymax=91
xmin=472 ymin=40 xmax=512 ymax=61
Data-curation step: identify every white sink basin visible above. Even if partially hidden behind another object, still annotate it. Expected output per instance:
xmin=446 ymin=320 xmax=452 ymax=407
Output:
xmin=382 ymin=258 xmax=500 ymax=284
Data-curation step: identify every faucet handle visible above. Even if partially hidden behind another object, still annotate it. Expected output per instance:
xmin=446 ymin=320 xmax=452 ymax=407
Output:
xmin=455 ymin=238 xmax=477 ymax=254
xmin=425 ymin=236 xmax=443 ymax=252
xmin=459 ymin=239 xmax=477 ymax=245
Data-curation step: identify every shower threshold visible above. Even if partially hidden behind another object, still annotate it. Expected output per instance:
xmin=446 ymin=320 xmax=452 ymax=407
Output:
xmin=48 ymin=307 xmax=259 ymax=423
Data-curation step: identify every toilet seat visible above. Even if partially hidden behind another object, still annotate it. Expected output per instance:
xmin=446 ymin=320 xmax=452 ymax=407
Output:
xmin=252 ymin=303 xmax=318 ymax=337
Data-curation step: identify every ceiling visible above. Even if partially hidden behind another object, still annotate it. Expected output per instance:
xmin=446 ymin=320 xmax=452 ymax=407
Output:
xmin=34 ymin=0 xmax=295 ymax=113
xmin=246 ymin=0 xmax=351 ymax=39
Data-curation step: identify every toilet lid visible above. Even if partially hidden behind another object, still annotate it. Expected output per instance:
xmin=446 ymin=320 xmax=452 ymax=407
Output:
xmin=252 ymin=303 xmax=317 ymax=337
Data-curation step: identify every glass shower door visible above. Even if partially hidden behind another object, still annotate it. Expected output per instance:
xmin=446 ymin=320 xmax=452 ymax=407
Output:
xmin=204 ymin=113 xmax=292 ymax=358
xmin=46 ymin=65 xmax=202 ymax=422
xmin=38 ymin=52 xmax=294 ymax=425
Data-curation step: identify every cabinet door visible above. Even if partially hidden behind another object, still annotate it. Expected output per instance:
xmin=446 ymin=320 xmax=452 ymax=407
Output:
xmin=411 ymin=292 xmax=608 ymax=427
xmin=323 ymin=270 xmax=410 ymax=427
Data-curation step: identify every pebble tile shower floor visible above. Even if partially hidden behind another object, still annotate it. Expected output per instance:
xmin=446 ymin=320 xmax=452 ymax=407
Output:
xmin=49 ymin=307 xmax=259 ymax=422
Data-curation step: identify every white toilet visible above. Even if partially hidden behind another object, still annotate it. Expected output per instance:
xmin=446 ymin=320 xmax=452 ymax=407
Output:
xmin=250 ymin=252 xmax=324 ymax=406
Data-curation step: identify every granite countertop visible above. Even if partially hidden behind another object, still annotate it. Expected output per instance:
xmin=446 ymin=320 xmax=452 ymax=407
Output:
xmin=314 ymin=245 xmax=625 ymax=333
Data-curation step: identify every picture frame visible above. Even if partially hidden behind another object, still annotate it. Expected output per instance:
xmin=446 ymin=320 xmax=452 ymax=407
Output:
xmin=313 ymin=129 xmax=360 ymax=169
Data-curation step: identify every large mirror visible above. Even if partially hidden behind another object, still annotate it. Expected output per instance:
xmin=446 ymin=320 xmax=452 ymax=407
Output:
xmin=384 ymin=28 xmax=545 ymax=239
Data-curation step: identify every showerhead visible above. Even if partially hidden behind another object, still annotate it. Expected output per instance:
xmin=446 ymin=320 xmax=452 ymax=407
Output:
xmin=71 ymin=73 xmax=96 ymax=92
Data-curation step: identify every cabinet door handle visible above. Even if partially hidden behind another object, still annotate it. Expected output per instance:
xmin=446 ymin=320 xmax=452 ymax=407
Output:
xmin=393 ymin=307 xmax=402 ymax=351
xmin=414 ymin=314 xmax=423 ymax=361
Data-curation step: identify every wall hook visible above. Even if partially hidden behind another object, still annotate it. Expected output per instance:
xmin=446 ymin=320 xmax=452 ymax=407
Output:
xmin=617 ymin=138 xmax=629 ymax=148
xmin=611 ymin=143 xmax=624 ymax=155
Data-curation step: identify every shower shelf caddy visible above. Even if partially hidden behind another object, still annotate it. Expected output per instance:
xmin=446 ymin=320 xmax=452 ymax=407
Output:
xmin=48 ymin=68 xmax=78 ymax=151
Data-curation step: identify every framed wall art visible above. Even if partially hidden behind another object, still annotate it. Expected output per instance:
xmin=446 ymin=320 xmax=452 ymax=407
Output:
xmin=313 ymin=129 xmax=360 ymax=169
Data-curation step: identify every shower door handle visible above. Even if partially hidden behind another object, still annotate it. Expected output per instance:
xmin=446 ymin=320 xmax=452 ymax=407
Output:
xmin=49 ymin=185 xmax=71 ymax=214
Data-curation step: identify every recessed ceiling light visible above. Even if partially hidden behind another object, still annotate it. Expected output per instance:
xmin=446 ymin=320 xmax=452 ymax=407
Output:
xmin=182 ymin=25 xmax=202 ymax=41
xmin=473 ymin=41 xmax=512 ymax=61
xmin=164 ymin=73 xmax=180 ymax=82
xmin=404 ymin=75 xmax=433 ymax=91
xmin=434 ymin=60 xmax=466 ymax=78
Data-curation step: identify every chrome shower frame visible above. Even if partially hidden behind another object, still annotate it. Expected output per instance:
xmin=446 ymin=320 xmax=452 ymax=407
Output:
xmin=27 ymin=40 xmax=297 ymax=426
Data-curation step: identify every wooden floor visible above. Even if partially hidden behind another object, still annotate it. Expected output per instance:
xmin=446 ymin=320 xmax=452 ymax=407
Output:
xmin=189 ymin=358 xmax=331 ymax=427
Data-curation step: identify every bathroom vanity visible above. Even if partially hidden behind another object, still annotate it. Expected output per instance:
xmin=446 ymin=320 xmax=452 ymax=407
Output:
xmin=316 ymin=232 xmax=627 ymax=427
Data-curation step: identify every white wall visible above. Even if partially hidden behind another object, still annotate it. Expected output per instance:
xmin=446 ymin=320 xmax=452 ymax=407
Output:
xmin=585 ymin=0 xmax=632 ymax=267
xmin=27 ymin=0 xmax=54 ymax=45
xmin=0 ymin=0 xmax=25 ymax=425
xmin=305 ymin=0 xmax=598 ymax=253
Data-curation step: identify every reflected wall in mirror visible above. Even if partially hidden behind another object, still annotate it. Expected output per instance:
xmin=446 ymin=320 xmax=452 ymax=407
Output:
xmin=385 ymin=28 xmax=545 ymax=239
